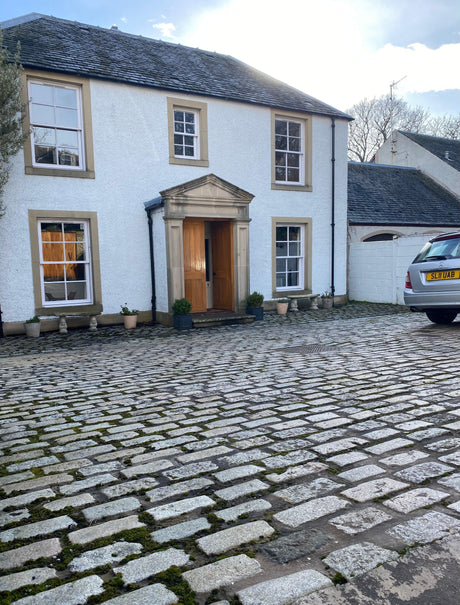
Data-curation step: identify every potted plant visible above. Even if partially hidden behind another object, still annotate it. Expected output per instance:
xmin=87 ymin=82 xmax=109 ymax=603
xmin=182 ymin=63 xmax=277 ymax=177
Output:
xmin=172 ymin=298 xmax=193 ymax=330
xmin=24 ymin=315 xmax=41 ymax=337
xmin=246 ymin=291 xmax=264 ymax=321
xmin=276 ymin=298 xmax=289 ymax=315
xmin=120 ymin=303 xmax=139 ymax=329
xmin=320 ymin=291 xmax=333 ymax=309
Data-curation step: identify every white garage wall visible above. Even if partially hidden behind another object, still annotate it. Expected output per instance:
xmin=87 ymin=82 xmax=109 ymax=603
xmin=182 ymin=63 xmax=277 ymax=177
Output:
xmin=348 ymin=234 xmax=432 ymax=304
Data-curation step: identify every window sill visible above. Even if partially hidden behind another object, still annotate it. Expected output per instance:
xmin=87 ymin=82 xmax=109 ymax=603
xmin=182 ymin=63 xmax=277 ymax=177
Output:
xmin=271 ymin=182 xmax=312 ymax=192
xmin=169 ymin=157 xmax=209 ymax=167
xmin=36 ymin=303 xmax=103 ymax=316
xmin=274 ymin=289 xmax=310 ymax=298
xmin=25 ymin=166 xmax=95 ymax=179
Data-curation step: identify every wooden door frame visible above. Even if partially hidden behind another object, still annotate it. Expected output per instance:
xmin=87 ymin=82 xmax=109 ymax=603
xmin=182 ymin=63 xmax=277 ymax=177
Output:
xmin=160 ymin=174 xmax=253 ymax=323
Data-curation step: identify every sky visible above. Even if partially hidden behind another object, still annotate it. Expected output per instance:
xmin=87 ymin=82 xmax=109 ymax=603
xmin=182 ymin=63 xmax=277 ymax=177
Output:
xmin=1 ymin=0 xmax=459 ymax=117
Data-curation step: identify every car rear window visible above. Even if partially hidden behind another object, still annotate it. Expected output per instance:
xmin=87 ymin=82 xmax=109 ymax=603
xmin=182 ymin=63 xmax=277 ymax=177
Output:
xmin=414 ymin=236 xmax=460 ymax=263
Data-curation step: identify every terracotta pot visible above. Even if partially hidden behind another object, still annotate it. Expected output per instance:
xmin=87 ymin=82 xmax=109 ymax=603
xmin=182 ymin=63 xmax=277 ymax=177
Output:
xmin=24 ymin=322 xmax=40 ymax=337
xmin=322 ymin=298 xmax=333 ymax=309
xmin=276 ymin=302 xmax=289 ymax=315
xmin=123 ymin=315 xmax=138 ymax=329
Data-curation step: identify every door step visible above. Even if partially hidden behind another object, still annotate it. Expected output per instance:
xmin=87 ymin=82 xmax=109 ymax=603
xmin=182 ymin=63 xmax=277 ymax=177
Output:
xmin=192 ymin=312 xmax=255 ymax=328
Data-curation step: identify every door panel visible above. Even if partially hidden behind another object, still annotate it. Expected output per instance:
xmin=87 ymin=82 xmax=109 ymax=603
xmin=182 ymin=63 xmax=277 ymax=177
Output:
xmin=211 ymin=221 xmax=234 ymax=310
xmin=183 ymin=219 xmax=207 ymax=312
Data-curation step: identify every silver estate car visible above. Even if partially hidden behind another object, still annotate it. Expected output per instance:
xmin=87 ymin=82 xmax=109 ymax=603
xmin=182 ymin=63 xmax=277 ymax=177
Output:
xmin=404 ymin=232 xmax=460 ymax=324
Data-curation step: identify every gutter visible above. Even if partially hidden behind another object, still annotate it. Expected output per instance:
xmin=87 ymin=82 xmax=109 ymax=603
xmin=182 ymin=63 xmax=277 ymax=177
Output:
xmin=331 ymin=117 xmax=336 ymax=304
xmin=145 ymin=206 xmax=157 ymax=324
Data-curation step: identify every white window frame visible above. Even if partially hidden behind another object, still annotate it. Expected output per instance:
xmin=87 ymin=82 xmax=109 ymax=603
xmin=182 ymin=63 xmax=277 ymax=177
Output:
xmin=274 ymin=118 xmax=304 ymax=185
xmin=173 ymin=108 xmax=200 ymax=160
xmin=275 ymin=223 xmax=305 ymax=291
xmin=28 ymin=79 xmax=85 ymax=171
xmin=38 ymin=219 xmax=93 ymax=307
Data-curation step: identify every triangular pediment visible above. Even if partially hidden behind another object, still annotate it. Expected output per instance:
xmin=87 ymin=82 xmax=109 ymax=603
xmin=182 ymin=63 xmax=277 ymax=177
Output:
xmin=159 ymin=174 xmax=254 ymax=204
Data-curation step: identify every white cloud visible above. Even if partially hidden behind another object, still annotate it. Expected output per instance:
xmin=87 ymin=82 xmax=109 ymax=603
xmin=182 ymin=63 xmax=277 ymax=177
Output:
xmin=180 ymin=0 xmax=460 ymax=112
xmin=151 ymin=22 xmax=176 ymax=38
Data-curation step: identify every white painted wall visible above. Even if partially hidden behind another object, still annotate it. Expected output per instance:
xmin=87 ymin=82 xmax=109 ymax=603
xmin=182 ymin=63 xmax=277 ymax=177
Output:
xmin=375 ymin=132 xmax=460 ymax=197
xmin=1 ymin=77 xmax=349 ymax=323
xmin=348 ymin=234 xmax=432 ymax=304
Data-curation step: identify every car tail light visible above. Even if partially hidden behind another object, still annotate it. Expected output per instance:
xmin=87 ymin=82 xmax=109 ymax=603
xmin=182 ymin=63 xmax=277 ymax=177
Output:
xmin=405 ymin=271 xmax=412 ymax=289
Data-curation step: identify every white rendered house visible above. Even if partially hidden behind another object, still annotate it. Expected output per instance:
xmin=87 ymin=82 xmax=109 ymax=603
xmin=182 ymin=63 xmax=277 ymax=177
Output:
xmin=375 ymin=130 xmax=460 ymax=198
xmin=1 ymin=14 xmax=351 ymax=334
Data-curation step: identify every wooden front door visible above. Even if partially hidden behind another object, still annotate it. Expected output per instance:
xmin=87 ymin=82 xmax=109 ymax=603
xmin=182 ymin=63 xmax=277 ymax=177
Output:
xmin=183 ymin=219 xmax=207 ymax=312
xmin=211 ymin=221 xmax=234 ymax=311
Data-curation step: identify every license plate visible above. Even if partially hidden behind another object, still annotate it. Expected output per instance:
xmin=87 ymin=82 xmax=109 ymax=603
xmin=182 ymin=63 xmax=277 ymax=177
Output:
xmin=426 ymin=270 xmax=460 ymax=281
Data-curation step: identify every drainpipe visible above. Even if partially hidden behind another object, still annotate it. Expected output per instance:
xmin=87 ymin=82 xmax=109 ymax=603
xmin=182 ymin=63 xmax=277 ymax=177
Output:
xmin=330 ymin=117 xmax=336 ymax=304
xmin=145 ymin=207 xmax=157 ymax=324
xmin=0 ymin=304 xmax=4 ymax=338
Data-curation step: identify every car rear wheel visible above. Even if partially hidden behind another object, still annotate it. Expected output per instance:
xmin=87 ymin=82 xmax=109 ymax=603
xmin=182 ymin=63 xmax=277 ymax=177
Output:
xmin=425 ymin=309 xmax=458 ymax=324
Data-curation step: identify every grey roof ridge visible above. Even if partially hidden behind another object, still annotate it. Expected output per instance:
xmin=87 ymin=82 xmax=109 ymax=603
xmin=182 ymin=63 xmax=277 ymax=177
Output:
xmin=1 ymin=13 xmax=46 ymax=28
xmin=397 ymin=129 xmax=459 ymax=144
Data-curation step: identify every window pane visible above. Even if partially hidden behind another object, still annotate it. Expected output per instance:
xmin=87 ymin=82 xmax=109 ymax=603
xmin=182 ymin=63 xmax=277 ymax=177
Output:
xmin=58 ymin=149 xmax=80 ymax=166
xmin=289 ymin=137 xmax=300 ymax=152
xmin=56 ymin=129 xmax=79 ymax=147
xmin=275 ymin=152 xmax=286 ymax=166
xmin=184 ymin=135 xmax=194 ymax=146
xmin=55 ymin=107 xmax=78 ymax=128
xmin=185 ymin=123 xmax=195 ymax=134
xmin=174 ymin=122 xmax=184 ymax=133
xmin=33 ymin=127 xmax=56 ymax=146
xmin=287 ymin=258 xmax=299 ymax=271
xmin=287 ymin=168 xmax=300 ymax=182
xmin=55 ymin=87 xmax=77 ymax=109
xmin=29 ymin=82 xmax=54 ymax=105
xmin=43 ymin=264 xmax=65 ymax=282
xmin=66 ymin=264 xmax=87 ymax=281
xmin=289 ymin=122 xmax=300 ymax=137
xmin=276 ymin=242 xmax=287 ymax=256
xmin=275 ymin=167 xmax=286 ymax=181
xmin=67 ymin=282 xmax=87 ymax=300
xmin=45 ymin=283 xmax=66 ymax=300
xmin=276 ymin=274 xmax=286 ymax=288
xmin=289 ymin=242 xmax=300 ymax=256
xmin=288 ymin=272 xmax=299 ymax=287
xmin=31 ymin=103 xmax=55 ymax=125
xmin=174 ymin=145 xmax=183 ymax=155
xmin=42 ymin=243 xmax=64 ymax=262
xmin=276 ymin=258 xmax=285 ymax=272
xmin=275 ymin=120 xmax=287 ymax=135
xmin=275 ymin=135 xmax=287 ymax=150
xmin=276 ymin=227 xmax=287 ymax=241
xmin=185 ymin=112 xmax=195 ymax=123
xmin=289 ymin=227 xmax=301 ymax=240
xmin=174 ymin=110 xmax=184 ymax=121
xmin=35 ymin=145 xmax=57 ymax=164
xmin=287 ymin=153 xmax=300 ymax=167
xmin=41 ymin=223 xmax=62 ymax=234
xmin=184 ymin=147 xmax=194 ymax=156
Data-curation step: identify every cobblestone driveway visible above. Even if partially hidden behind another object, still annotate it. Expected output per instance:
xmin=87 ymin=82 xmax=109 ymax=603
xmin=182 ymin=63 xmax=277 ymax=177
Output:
xmin=1 ymin=303 xmax=460 ymax=604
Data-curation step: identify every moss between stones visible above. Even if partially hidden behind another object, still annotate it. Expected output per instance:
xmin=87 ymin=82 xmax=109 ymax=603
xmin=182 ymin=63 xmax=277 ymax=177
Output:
xmin=153 ymin=566 xmax=197 ymax=605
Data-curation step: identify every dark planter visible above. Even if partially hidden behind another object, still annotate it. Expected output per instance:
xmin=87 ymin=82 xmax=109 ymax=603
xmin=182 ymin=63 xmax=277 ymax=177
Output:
xmin=246 ymin=306 xmax=264 ymax=321
xmin=173 ymin=314 xmax=193 ymax=330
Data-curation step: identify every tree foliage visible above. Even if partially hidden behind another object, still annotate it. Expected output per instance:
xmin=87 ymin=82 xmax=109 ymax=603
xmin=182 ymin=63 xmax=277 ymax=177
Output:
xmin=347 ymin=93 xmax=460 ymax=162
xmin=0 ymin=26 xmax=27 ymax=217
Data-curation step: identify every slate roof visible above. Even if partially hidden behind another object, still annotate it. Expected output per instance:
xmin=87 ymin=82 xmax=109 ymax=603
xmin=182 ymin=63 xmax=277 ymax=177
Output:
xmin=348 ymin=162 xmax=460 ymax=226
xmin=399 ymin=131 xmax=460 ymax=171
xmin=1 ymin=14 xmax=350 ymax=120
